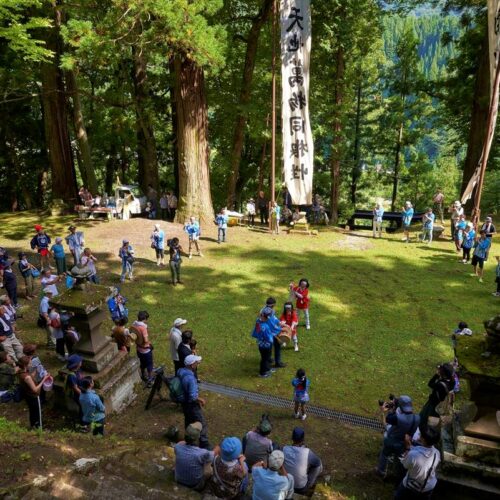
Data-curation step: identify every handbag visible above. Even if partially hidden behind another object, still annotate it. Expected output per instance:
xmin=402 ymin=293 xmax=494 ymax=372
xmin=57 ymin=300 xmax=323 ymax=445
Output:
xmin=31 ymin=269 xmax=41 ymax=278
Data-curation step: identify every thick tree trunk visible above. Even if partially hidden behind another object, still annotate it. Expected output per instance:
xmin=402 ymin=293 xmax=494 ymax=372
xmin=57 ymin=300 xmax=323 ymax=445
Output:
xmin=173 ymin=56 xmax=214 ymax=224
xmin=66 ymin=68 xmax=98 ymax=195
xmin=460 ymin=28 xmax=491 ymax=213
xmin=226 ymin=0 xmax=274 ymax=208
xmin=350 ymin=81 xmax=362 ymax=205
xmin=105 ymin=144 xmax=118 ymax=195
xmin=40 ymin=3 xmax=78 ymax=203
xmin=330 ymin=46 xmax=345 ymax=225
xmin=391 ymin=120 xmax=404 ymax=212
xmin=132 ymin=47 xmax=159 ymax=193
xmin=169 ymin=58 xmax=180 ymax=197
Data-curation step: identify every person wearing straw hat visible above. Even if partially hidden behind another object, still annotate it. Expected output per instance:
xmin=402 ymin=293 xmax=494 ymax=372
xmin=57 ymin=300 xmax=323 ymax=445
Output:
xmin=65 ymin=225 xmax=85 ymax=266
xmin=17 ymin=355 xmax=50 ymax=429
xmin=252 ymin=450 xmax=295 ymax=500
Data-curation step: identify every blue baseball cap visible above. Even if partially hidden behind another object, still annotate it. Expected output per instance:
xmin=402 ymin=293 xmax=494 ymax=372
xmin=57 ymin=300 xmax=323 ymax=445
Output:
xmin=220 ymin=437 xmax=242 ymax=461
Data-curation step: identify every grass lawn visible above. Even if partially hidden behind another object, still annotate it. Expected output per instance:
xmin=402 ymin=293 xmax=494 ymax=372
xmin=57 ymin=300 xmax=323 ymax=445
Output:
xmin=1 ymin=211 xmax=498 ymax=418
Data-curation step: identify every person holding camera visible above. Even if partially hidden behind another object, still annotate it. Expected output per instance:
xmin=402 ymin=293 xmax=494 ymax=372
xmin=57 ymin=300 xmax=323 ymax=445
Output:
xmin=376 ymin=395 xmax=420 ymax=478
xmin=419 ymin=363 xmax=455 ymax=426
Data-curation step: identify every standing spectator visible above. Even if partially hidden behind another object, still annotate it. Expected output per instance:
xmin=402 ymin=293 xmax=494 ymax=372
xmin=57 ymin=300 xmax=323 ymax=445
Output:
xmin=401 ymin=201 xmax=414 ymax=243
xmin=65 ymin=354 xmax=85 ymax=425
xmin=453 ymin=214 xmax=467 ymax=252
xmin=30 ymin=225 xmax=52 ymax=270
xmin=421 ymin=208 xmax=435 ymax=245
xmin=107 ymin=287 xmax=128 ymax=322
xmin=168 ymin=191 xmax=178 ymax=221
xmin=257 ymin=191 xmax=269 ymax=226
xmin=283 ymin=427 xmax=323 ymax=496
xmin=262 ymin=297 xmax=286 ymax=369
xmin=159 ymin=192 xmax=168 ymax=220
xmin=251 ymin=308 xmax=276 ymax=378
xmin=39 ymin=288 xmax=55 ymax=349
xmin=170 ymin=317 xmax=187 ymax=373
xmin=493 ymin=256 xmax=500 ymax=297
xmin=118 ymin=239 xmax=135 ymax=282
xmin=174 ymin=422 xmax=215 ymax=490
xmin=462 ymin=223 xmax=475 ymax=264
xmin=80 ymin=377 xmax=106 ymax=436
xmin=111 ymin=318 xmax=130 ymax=353
xmin=290 ymin=279 xmax=311 ymax=330
xmin=450 ymin=201 xmax=464 ymax=239
xmin=419 ymin=363 xmax=455 ymax=426
xmin=395 ymin=427 xmax=441 ymax=499
xmin=292 ymin=368 xmax=310 ymax=420
xmin=41 ymin=268 xmax=61 ymax=296
xmin=150 ymin=224 xmax=165 ymax=266
xmin=178 ymin=330 xmax=194 ymax=369
xmin=373 ymin=202 xmax=384 ymax=238
xmin=2 ymin=259 xmax=18 ymax=307
xmin=242 ymin=415 xmax=277 ymax=468
xmin=283 ymin=186 xmax=293 ymax=210
xmin=18 ymin=252 xmax=37 ymax=300
xmin=209 ymin=437 xmax=248 ymax=498
xmin=184 ymin=217 xmax=203 ymax=258
xmin=168 ymin=237 xmax=184 ymax=286
xmin=216 ymin=208 xmax=229 ymax=244
xmin=470 ymin=230 xmax=492 ymax=283
xmin=64 ymin=325 xmax=80 ymax=355
xmin=271 ymin=202 xmax=281 ymax=234
xmin=66 ymin=226 xmax=85 ymax=266
xmin=50 ymin=237 xmax=67 ymax=275
xmin=81 ymin=248 xmax=99 ymax=283
xmin=131 ymin=311 xmax=154 ymax=384
xmin=17 ymin=356 xmax=49 ymax=429
xmin=49 ymin=305 xmax=66 ymax=361
xmin=0 ymin=305 xmax=23 ymax=361
xmin=246 ymin=198 xmax=256 ymax=227
xmin=432 ymin=188 xmax=444 ymax=224
xmin=23 ymin=344 xmax=50 ymax=402
xmin=311 ymin=194 xmax=321 ymax=224
xmin=147 ymin=184 xmax=158 ymax=205
xmin=178 ymin=354 xmax=210 ymax=449
xmin=481 ymin=216 xmax=496 ymax=260
xmin=376 ymin=395 xmax=420 ymax=478
xmin=252 ymin=450 xmax=295 ymax=500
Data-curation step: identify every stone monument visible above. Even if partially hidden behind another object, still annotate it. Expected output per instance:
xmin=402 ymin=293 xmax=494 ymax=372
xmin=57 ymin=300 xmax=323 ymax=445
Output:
xmin=51 ymin=266 xmax=140 ymax=413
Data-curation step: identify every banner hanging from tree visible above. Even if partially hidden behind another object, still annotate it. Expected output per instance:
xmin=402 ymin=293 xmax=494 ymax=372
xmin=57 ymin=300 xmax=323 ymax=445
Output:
xmin=281 ymin=0 xmax=313 ymax=205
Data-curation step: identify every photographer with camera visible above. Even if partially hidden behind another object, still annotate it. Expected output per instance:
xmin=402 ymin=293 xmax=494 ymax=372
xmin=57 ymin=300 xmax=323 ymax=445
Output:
xmin=376 ymin=395 xmax=420 ymax=478
xmin=419 ymin=363 xmax=455 ymax=426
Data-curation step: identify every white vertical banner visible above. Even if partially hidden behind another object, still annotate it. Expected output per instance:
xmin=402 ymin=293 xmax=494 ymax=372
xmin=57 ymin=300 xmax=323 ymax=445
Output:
xmin=281 ymin=0 xmax=313 ymax=205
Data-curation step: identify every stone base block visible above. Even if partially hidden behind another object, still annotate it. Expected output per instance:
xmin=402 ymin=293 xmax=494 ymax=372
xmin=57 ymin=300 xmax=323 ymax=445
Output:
xmin=81 ymin=341 xmax=118 ymax=373
xmin=456 ymin=435 xmax=500 ymax=466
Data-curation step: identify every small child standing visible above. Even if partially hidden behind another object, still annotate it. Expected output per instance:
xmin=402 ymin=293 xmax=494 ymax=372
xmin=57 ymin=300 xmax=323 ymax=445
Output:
xmin=280 ymin=302 xmax=299 ymax=352
xmin=290 ymin=278 xmax=310 ymax=330
xmin=81 ymin=248 xmax=98 ymax=283
xmin=51 ymin=237 xmax=67 ymax=274
xmin=292 ymin=368 xmax=310 ymax=420
xmin=493 ymin=256 xmax=500 ymax=297
xmin=271 ymin=202 xmax=281 ymax=234
xmin=216 ymin=208 xmax=229 ymax=244
xmin=79 ymin=377 xmax=106 ymax=436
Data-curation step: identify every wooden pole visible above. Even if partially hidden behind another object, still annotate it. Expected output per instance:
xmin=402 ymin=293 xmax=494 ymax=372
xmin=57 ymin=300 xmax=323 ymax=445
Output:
xmin=472 ymin=51 xmax=500 ymax=227
xmin=270 ymin=0 xmax=278 ymax=231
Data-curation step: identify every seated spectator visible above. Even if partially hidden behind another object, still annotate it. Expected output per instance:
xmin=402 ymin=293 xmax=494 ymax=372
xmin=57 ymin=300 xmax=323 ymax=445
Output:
xmin=209 ymin=437 xmax=248 ymax=498
xmin=0 ymin=305 xmax=24 ymax=362
xmin=174 ymin=422 xmax=217 ymax=491
xmin=252 ymin=450 xmax=294 ymax=500
xmin=80 ymin=377 xmax=106 ymax=436
xmin=283 ymin=427 xmax=323 ymax=495
xmin=242 ymin=415 xmax=277 ymax=468
xmin=0 ymin=351 xmax=20 ymax=401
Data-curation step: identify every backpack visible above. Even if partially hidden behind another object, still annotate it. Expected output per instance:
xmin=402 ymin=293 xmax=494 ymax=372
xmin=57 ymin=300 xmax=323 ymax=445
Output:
xmin=167 ymin=376 xmax=185 ymax=403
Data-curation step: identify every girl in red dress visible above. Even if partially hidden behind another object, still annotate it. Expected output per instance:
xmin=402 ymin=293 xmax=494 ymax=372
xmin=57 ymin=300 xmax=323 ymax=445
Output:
xmin=280 ymin=302 xmax=299 ymax=351
xmin=290 ymin=278 xmax=310 ymax=330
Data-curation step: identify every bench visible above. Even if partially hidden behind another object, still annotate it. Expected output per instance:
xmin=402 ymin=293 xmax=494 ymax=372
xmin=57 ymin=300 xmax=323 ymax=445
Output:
xmin=75 ymin=205 xmax=117 ymax=220
xmin=347 ymin=210 xmax=423 ymax=233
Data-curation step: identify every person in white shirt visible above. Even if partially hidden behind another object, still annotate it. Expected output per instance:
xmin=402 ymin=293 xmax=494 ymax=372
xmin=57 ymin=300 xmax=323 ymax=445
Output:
xmin=81 ymin=248 xmax=98 ymax=283
xmin=65 ymin=225 xmax=85 ymax=265
xmin=40 ymin=269 xmax=60 ymax=297
xmin=246 ymin=199 xmax=256 ymax=226
xmin=396 ymin=426 xmax=441 ymax=499
xmin=169 ymin=318 xmax=187 ymax=374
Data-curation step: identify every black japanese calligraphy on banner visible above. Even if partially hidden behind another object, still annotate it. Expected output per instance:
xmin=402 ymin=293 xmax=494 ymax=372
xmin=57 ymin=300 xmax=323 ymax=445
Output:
xmin=281 ymin=0 xmax=313 ymax=205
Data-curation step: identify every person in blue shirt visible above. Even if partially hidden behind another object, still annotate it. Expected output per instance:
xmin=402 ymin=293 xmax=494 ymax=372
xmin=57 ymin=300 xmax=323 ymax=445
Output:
xmin=454 ymin=214 xmax=467 ymax=252
xmin=216 ymin=208 xmax=229 ymax=244
xmin=470 ymin=230 xmax=491 ymax=283
xmin=118 ymin=240 xmax=134 ymax=282
xmin=292 ymin=368 xmax=310 ymax=420
xmin=373 ymin=202 xmax=384 ymax=238
xmin=150 ymin=224 xmax=165 ymax=266
xmin=271 ymin=202 xmax=281 ymax=234
xmin=30 ymin=225 xmax=52 ymax=270
xmin=252 ymin=450 xmax=294 ymax=500
xmin=50 ymin=237 xmax=67 ymax=274
xmin=421 ymin=208 xmax=435 ymax=244
xmin=401 ymin=201 xmax=414 ymax=242
xmin=252 ymin=307 xmax=278 ymax=378
xmin=461 ymin=223 xmax=475 ymax=264
xmin=79 ymin=376 xmax=106 ymax=436
xmin=184 ymin=216 xmax=203 ymax=258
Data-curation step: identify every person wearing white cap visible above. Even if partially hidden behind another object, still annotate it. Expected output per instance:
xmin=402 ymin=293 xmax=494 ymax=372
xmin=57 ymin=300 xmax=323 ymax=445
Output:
xmin=150 ymin=224 xmax=165 ymax=266
xmin=400 ymin=201 xmax=414 ymax=243
xmin=177 ymin=354 xmax=209 ymax=449
xmin=449 ymin=201 xmax=463 ymax=239
xmin=169 ymin=317 xmax=188 ymax=373
xmin=252 ymin=450 xmax=295 ymax=500
xmin=118 ymin=239 xmax=135 ymax=282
